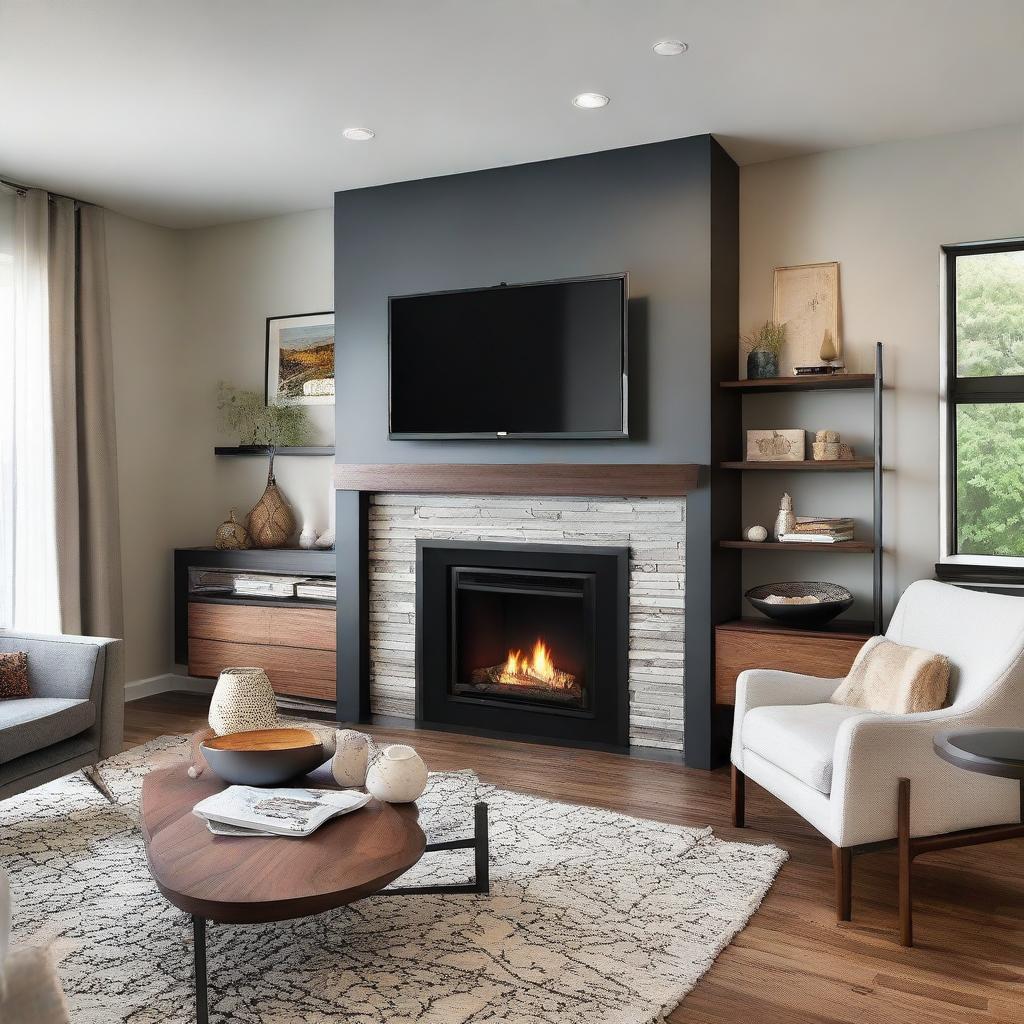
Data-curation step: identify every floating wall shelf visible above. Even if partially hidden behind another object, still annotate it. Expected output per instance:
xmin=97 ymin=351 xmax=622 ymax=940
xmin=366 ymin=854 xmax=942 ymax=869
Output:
xmin=720 ymin=459 xmax=874 ymax=471
xmin=214 ymin=446 xmax=335 ymax=457
xmin=719 ymin=373 xmax=874 ymax=393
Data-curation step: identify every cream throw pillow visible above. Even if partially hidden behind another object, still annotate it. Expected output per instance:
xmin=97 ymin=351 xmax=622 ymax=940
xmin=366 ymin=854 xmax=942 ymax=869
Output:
xmin=831 ymin=636 xmax=950 ymax=714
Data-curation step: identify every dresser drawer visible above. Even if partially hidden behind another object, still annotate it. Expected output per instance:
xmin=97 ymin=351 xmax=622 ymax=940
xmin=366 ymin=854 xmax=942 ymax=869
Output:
xmin=188 ymin=602 xmax=335 ymax=651
xmin=715 ymin=621 xmax=870 ymax=706
xmin=188 ymin=637 xmax=336 ymax=701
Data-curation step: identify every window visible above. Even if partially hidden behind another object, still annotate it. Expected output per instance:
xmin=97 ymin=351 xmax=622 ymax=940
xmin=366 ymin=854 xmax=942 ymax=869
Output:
xmin=942 ymin=241 xmax=1024 ymax=565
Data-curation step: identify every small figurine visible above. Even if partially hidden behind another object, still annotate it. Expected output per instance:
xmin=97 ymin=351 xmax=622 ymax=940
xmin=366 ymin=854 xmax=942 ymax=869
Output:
xmin=774 ymin=493 xmax=795 ymax=541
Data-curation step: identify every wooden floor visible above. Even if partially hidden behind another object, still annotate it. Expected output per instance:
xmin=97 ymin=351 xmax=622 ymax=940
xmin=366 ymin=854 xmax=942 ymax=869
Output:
xmin=126 ymin=693 xmax=1024 ymax=1024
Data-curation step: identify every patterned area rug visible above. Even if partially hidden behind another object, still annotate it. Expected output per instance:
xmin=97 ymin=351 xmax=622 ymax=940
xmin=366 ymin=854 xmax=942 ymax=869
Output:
xmin=0 ymin=738 xmax=786 ymax=1024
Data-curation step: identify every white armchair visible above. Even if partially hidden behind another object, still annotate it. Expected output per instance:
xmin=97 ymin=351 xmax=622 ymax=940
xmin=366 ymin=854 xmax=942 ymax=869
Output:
xmin=731 ymin=580 xmax=1024 ymax=939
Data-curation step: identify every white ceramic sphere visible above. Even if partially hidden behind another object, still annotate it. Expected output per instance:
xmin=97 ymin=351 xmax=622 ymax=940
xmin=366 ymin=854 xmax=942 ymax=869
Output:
xmin=745 ymin=525 xmax=768 ymax=542
xmin=365 ymin=744 xmax=428 ymax=803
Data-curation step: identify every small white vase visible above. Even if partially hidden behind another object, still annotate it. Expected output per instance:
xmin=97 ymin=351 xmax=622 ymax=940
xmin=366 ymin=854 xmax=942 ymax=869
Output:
xmin=299 ymin=523 xmax=317 ymax=550
xmin=365 ymin=744 xmax=428 ymax=803
xmin=208 ymin=667 xmax=279 ymax=736
xmin=331 ymin=729 xmax=369 ymax=787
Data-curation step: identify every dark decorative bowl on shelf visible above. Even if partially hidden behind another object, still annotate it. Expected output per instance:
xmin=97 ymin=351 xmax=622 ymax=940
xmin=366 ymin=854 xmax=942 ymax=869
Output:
xmin=201 ymin=727 xmax=325 ymax=786
xmin=745 ymin=581 xmax=854 ymax=627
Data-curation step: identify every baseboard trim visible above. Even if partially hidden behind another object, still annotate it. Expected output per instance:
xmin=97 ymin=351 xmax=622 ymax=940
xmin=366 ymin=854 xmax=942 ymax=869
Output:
xmin=124 ymin=673 xmax=216 ymax=702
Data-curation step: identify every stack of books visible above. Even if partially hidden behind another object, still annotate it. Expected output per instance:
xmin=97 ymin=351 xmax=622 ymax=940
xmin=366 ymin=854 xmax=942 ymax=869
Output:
xmin=780 ymin=517 xmax=855 ymax=544
xmin=232 ymin=574 xmax=302 ymax=599
xmin=295 ymin=580 xmax=337 ymax=601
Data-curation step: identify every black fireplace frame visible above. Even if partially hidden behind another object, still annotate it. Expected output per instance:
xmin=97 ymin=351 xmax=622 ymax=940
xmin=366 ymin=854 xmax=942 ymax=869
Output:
xmin=416 ymin=540 xmax=630 ymax=749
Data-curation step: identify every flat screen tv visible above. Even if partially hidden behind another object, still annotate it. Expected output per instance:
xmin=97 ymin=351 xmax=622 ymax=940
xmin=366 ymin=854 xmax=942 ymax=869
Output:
xmin=388 ymin=273 xmax=628 ymax=439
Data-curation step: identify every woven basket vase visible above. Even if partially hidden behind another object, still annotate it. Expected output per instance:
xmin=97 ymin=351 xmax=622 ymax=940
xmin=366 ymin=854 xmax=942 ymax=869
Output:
xmin=208 ymin=667 xmax=279 ymax=736
xmin=248 ymin=457 xmax=296 ymax=549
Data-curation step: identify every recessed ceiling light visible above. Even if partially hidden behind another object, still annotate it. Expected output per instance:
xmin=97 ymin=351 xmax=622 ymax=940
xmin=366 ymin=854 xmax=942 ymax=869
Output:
xmin=343 ymin=127 xmax=375 ymax=141
xmin=572 ymin=92 xmax=610 ymax=109
xmin=652 ymin=39 xmax=688 ymax=56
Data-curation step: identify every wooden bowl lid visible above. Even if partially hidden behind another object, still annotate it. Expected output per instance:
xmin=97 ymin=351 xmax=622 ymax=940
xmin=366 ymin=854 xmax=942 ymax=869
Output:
xmin=203 ymin=727 xmax=321 ymax=752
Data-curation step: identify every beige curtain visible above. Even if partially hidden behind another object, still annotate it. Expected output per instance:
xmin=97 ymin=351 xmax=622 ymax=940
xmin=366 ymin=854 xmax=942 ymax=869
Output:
xmin=7 ymin=189 xmax=122 ymax=638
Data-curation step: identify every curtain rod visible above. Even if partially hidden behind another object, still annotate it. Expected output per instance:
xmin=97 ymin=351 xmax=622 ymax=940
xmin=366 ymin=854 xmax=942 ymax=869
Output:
xmin=0 ymin=176 xmax=89 ymax=207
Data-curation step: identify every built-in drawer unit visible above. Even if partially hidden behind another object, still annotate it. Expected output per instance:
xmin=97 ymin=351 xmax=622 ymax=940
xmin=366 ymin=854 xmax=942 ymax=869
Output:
xmin=187 ymin=603 xmax=336 ymax=702
xmin=714 ymin=618 xmax=873 ymax=706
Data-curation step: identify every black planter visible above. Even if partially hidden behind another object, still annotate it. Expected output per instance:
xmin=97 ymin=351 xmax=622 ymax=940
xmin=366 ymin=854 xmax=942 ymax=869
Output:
xmin=746 ymin=350 xmax=779 ymax=379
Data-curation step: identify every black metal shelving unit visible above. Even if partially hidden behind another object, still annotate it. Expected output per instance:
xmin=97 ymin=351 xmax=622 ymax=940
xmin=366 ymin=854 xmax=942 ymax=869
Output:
xmin=717 ymin=342 xmax=885 ymax=633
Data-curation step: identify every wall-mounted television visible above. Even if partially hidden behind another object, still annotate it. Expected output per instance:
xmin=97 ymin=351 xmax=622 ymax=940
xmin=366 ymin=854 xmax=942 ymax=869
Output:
xmin=388 ymin=273 xmax=628 ymax=439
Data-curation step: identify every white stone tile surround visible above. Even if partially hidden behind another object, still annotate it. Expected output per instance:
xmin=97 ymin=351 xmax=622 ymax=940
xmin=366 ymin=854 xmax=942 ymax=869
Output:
xmin=367 ymin=493 xmax=686 ymax=751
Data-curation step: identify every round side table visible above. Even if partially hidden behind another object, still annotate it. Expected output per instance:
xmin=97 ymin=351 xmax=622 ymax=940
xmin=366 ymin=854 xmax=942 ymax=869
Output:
xmin=892 ymin=728 xmax=1024 ymax=947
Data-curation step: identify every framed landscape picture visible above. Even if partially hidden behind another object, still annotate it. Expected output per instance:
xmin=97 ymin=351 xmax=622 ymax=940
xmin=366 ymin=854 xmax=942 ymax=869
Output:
xmin=772 ymin=262 xmax=840 ymax=375
xmin=265 ymin=311 xmax=335 ymax=406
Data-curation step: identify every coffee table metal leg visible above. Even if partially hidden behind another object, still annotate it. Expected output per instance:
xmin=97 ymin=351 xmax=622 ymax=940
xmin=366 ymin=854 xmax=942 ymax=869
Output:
xmin=192 ymin=915 xmax=208 ymax=1024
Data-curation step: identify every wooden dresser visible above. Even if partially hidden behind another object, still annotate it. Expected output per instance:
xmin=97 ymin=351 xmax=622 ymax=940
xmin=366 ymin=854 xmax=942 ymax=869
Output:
xmin=175 ymin=547 xmax=337 ymax=707
xmin=715 ymin=618 xmax=874 ymax=706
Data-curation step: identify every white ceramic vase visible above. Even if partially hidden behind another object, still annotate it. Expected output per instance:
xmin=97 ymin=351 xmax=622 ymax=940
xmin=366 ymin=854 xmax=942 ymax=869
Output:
xmin=208 ymin=667 xmax=279 ymax=736
xmin=365 ymin=744 xmax=428 ymax=803
xmin=331 ymin=729 xmax=369 ymax=787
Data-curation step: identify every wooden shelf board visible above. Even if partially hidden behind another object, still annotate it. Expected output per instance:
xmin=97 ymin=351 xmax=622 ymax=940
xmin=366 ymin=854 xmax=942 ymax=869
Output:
xmin=215 ymin=446 xmax=335 ymax=457
xmin=188 ymin=595 xmax=336 ymax=611
xmin=720 ymin=539 xmax=874 ymax=553
xmin=720 ymin=459 xmax=874 ymax=471
xmin=717 ymin=616 xmax=875 ymax=639
xmin=720 ymin=373 xmax=874 ymax=393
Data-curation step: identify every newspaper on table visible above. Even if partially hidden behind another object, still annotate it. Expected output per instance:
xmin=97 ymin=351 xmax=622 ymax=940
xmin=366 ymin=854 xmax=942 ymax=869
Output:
xmin=193 ymin=786 xmax=371 ymax=837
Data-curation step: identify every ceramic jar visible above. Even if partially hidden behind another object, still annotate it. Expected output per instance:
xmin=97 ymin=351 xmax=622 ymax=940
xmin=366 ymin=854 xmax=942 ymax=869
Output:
xmin=746 ymin=350 xmax=778 ymax=379
xmin=208 ymin=667 xmax=279 ymax=736
xmin=331 ymin=729 xmax=369 ymax=787
xmin=365 ymin=744 xmax=428 ymax=803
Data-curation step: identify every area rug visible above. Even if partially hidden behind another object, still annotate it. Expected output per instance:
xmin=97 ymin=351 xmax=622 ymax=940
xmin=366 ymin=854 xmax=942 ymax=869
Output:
xmin=0 ymin=737 xmax=786 ymax=1024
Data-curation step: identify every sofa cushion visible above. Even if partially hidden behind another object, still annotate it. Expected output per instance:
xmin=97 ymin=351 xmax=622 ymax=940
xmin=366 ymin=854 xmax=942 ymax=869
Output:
xmin=0 ymin=699 xmax=96 ymax=766
xmin=742 ymin=702 xmax=868 ymax=794
xmin=0 ymin=654 xmax=30 ymax=699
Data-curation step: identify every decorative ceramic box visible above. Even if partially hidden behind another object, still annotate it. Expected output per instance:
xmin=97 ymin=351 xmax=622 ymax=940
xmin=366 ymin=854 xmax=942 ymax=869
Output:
xmin=745 ymin=429 xmax=806 ymax=462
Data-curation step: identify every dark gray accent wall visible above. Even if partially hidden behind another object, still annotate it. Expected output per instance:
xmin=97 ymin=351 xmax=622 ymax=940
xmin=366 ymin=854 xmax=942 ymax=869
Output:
xmin=334 ymin=135 xmax=739 ymax=767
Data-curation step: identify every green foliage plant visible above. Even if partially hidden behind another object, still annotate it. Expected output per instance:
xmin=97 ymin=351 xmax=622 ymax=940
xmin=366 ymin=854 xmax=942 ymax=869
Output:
xmin=742 ymin=320 xmax=787 ymax=357
xmin=217 ymin=382 xmax=314 ymax=449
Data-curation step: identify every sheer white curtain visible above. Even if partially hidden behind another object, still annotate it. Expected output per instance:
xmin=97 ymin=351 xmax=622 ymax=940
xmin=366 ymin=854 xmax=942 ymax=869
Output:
xmin=0 ymin=187 xmax=62 ymax=630
xmin=0 ymin=185 xmax=15 ymax=626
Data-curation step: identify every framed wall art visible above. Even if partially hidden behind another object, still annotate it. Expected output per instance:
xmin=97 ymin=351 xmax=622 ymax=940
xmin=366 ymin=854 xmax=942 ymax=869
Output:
xmin=772 ymin=262 xmax=840 ymax=375
xmin=265 ymin=311 xmax=335 ymax=406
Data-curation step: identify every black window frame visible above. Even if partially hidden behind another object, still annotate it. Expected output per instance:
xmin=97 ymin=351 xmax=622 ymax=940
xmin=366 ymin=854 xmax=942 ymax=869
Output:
xmin=940 ymin=238 xmax=1024 ymax=580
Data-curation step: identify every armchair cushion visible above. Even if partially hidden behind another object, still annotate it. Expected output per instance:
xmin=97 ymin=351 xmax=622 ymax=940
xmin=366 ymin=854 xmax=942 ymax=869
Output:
xmin=743 ymin=702 xmax=868 ymax=794
xmin=0 ymin=699 xmax=95 ymax=766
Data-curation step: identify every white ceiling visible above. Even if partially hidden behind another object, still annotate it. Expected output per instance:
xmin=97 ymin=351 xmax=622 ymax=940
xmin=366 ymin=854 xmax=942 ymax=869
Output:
xmin=3 ymin=0 xmax=1023 ymax=228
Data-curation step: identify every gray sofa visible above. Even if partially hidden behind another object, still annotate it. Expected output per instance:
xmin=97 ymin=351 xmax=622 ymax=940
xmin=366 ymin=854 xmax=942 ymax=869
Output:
xmin=0 ymin=631 xmax=124 ymax=802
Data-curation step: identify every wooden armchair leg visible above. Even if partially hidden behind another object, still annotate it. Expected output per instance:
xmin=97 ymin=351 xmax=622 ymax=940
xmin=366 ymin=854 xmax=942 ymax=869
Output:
xmin=898 ymin=777 xmax=913 ymax=947
xmin=731 ymin=765 xmax=745 ymax=828
xmin=832 ymin=845 xmax=852 ymax=921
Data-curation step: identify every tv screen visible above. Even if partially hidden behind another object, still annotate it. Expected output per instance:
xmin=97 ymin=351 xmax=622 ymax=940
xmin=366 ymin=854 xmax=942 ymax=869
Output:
xmin=388 ymin=274 xmax=628 ymax=438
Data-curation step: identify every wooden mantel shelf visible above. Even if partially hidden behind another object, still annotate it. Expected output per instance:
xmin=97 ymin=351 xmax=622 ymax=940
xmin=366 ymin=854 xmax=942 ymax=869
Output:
xmin=333 ymin=463 xmax=700 ymax=497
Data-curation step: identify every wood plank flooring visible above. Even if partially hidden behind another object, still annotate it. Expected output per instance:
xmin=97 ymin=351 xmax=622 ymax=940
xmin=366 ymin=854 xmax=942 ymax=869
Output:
xmin=125 ymin=692 xmax=1024 ymax=1024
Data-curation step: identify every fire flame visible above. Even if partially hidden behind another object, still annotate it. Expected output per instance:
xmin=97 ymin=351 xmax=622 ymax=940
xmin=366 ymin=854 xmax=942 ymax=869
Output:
xmin=502 ymin=639 xmax=556 ymax=684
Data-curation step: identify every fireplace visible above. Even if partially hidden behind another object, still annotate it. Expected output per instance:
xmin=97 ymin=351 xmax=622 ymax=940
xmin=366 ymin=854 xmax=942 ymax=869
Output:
xmin=416 ymin=540 xmax=629 ymax=748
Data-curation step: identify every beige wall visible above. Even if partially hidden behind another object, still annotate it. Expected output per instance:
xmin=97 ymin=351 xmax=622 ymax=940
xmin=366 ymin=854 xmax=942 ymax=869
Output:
xmin=740 ymin=122 xmax=1024 ymax=617
xmin=106 ymin=207 xmax=334 ymax=685
xmin=106 ymin=212 xmax=193 ymax=682
xmin=181 ymin=209 xmax=335 ymax=544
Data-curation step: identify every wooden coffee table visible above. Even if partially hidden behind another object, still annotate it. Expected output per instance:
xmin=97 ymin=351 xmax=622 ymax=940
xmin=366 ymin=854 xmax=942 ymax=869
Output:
xmin=142 ymin=761 xmax=489 ymax=1023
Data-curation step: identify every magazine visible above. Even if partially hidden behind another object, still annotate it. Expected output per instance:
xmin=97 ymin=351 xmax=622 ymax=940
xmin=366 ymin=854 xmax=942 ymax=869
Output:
xmin=193 ymin=786 xmax=371 ymax=838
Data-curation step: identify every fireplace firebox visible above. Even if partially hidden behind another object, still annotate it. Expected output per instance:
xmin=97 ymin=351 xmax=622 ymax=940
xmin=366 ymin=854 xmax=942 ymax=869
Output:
xmin=416 ymin=540 xmax=629 ymax=748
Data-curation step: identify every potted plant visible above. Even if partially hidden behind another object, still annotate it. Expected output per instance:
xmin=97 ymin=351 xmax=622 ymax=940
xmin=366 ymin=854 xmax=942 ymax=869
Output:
xmin=217 ymin=383 xmax=314 ymax=548
xmin=742 ymin=321 xmax=786 ymax=379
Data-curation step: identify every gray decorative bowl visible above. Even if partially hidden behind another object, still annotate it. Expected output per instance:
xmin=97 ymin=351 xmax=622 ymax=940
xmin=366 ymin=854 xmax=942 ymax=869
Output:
xmin=201 ymin=728 xmax=325 ymax=786
xmin=745 ymin=581 xmax=853 ymax=627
